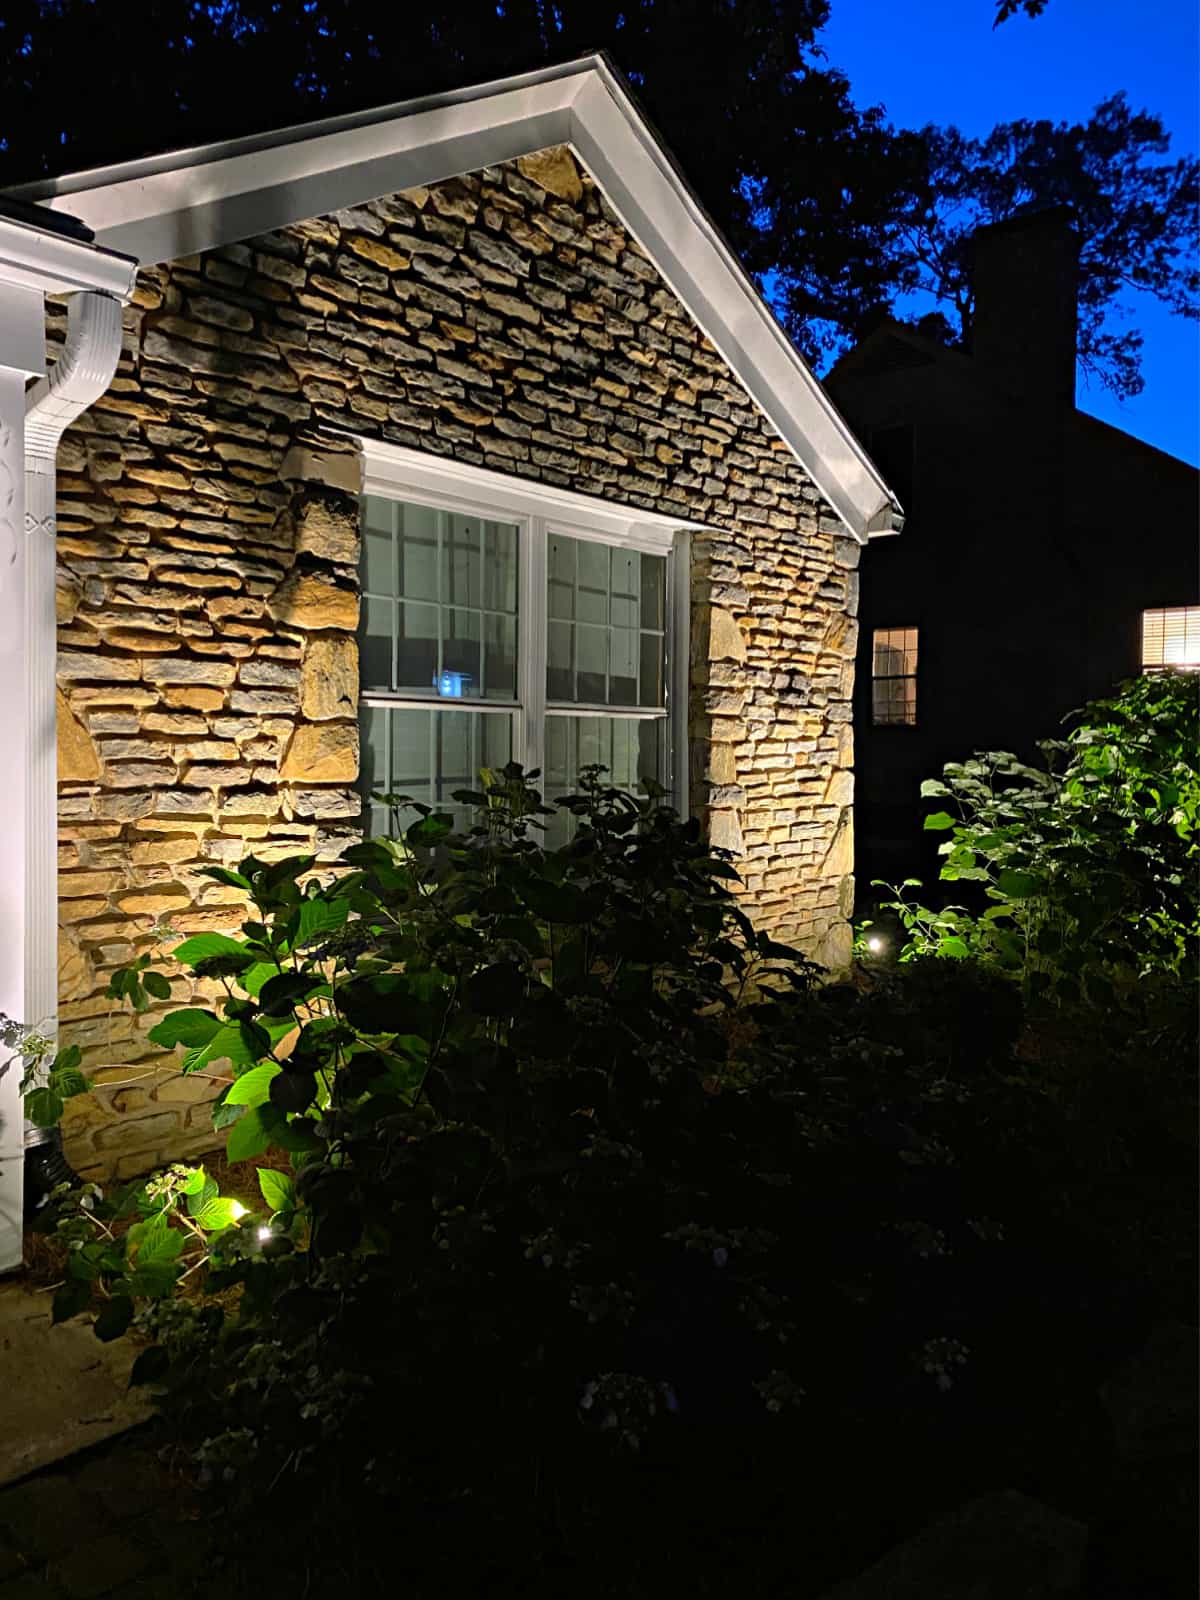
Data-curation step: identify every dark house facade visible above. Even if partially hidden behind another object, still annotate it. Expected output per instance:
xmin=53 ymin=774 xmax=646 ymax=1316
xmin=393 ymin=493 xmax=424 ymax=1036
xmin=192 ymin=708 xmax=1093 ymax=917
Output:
xmin=827 ymin=208 xmax=1200 ymax=895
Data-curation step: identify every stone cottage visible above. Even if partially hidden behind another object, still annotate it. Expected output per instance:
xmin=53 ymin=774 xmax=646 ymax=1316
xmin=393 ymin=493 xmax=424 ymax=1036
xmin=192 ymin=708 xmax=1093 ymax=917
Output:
xmin=0 ymin=54 xmax=900 ymax=1254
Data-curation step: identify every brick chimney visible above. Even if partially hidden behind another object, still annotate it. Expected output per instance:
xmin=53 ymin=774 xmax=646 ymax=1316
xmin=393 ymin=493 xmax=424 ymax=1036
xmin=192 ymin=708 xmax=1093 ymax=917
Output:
xmin=969 ymin=206 xmax=1079 ymax=411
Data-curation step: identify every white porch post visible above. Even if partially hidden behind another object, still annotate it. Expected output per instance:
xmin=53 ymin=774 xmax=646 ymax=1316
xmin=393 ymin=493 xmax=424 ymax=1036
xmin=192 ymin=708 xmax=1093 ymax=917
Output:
xmin=0 ymin=220 xmax=135 ymax=1274
xmin=0 ymin=319 xmax=41 ymax=1275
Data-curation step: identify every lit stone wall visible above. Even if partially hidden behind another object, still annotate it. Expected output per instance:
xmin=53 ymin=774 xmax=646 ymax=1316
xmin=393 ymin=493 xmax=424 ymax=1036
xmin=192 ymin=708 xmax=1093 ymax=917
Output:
xmin=51 ymin=145 xmax=859 ymax=1179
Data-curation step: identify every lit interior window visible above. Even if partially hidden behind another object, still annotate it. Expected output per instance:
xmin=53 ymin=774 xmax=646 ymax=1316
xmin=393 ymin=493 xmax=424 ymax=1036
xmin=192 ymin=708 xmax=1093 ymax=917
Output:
xmin=872 ymin=626 xmax=918 ymax=726
xmin=1141 ymin=607 xmax=1200 ymax=673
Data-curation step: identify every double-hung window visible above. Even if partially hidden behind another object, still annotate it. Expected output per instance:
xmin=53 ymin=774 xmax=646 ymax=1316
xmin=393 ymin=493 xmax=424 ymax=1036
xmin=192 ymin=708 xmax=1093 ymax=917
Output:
xmin=871 ymin=625 xmax=918 ymax=726
xmin=358 ymin=445 xmax=690 ymax=837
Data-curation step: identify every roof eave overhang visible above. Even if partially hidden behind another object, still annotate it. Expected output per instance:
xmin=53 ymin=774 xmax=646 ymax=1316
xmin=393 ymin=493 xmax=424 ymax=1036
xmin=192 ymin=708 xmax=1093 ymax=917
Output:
xmin=12 ymin=55 xmax=901 ymax=542
xmin=0 ymin=213 xmax=136 ymax=302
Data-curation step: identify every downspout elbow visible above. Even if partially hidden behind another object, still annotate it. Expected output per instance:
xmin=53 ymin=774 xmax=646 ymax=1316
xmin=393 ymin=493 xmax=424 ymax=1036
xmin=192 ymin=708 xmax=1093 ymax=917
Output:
xmin=25 ymin=290 xmax=125 ymax=462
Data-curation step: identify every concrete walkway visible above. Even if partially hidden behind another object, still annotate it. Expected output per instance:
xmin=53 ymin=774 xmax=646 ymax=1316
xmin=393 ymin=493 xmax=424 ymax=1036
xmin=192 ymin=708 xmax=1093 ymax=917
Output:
xmin=0 ymin=1282 xmax=150 ymax=1489
xmin=0 ymin=1430 xmax=205 ymax=1600
xmin=0 ymin=1278 xmax=190 ymax=1598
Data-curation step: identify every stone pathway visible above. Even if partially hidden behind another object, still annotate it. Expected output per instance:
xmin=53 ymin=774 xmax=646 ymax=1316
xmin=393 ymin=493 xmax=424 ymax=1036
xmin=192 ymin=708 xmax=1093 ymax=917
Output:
xmin=0 ymin=1430 xmax=204 ymax=1600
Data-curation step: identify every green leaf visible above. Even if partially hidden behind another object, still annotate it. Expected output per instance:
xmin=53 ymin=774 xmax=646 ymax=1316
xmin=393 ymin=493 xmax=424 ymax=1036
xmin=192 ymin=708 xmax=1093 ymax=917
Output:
xmin=938 ymin=937 xmax=970 ymax=959
xmin=273 ymin=1118 xmax=323 ymax=1157
xmin=51 ymin=1045 xmax=82 ymax=1073
xmin=919 ymin=779 xmax=950 ymax=798
xmin=93 ymin=1295 xmax=134 ymax=1343
xmin=516 ymin=875 xmax=593 ymax=924
xmin=196 ymin=865 xmax=253 ymax=891
xmin=52 ymin=1280 xmax=92 ymax=1324
xmin=125 ymin=1262 xmax=182 ymax=1299
xmin=996 ymin=870 xmax=1040 ymax=899
xmin=406 ymin=812 xmax=454 ymax=848
xmin=193 ymin=1198 xmax=246 ymax=1233
xmin=269 ymin=1070 xmax=317 ymax=1113
xmin=180 ymin=1021 xmax=268 ymax=1076
xmin=492 ymin=916 xmax=546 ymax=956
xmin=259 ymin=972 xmax=328 ymax=1017
xmin=185 ymin=1173 xmax=219 ymax=1217
xmin=297 ymin=896 xmax=350 ymax=944
xmin=24 ymin=1087 xmax=64 ymax=1128
xmin=49 ymin=1067 xmax=88 ymax=1100
xmin=141 ymin=970 xmax=172 ymax=1001
xmin=223 ymin=1064 xmax=281 ymax=1107
xmin=238 ymin=962 xmax=279 ymax=999
xmin=258 ymin=1168 xmax=296 ymax=1213
xmin=128 ymin=1216 xmax=185 ymax=1268
xmin=171 ymin=932 xmax=249 ymax=967
xmin=147 ymin=1009 xmax=221 ymax=1050
xmin=923 ymin=811 xmax=956 ymax=831
xmin=226 ymin=1104 xmax=286 ymax=1163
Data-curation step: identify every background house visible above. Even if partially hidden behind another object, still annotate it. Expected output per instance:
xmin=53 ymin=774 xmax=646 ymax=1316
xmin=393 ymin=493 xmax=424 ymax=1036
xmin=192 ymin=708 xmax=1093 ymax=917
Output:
xmin=0 ymin=56 xmax=899 ymax=1210
xmin=827 ymin=207 xmax=1199 ymax=897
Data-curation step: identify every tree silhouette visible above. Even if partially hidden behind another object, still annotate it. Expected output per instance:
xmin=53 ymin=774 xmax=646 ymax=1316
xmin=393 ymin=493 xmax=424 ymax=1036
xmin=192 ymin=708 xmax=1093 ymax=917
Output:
xmin=1 ymin=2 xmax=1194 ymax=395
xmin=994 ymin=0 xmax=1053 ymax=22
xmin=897 ymin=95 xmax=1199 ymax=398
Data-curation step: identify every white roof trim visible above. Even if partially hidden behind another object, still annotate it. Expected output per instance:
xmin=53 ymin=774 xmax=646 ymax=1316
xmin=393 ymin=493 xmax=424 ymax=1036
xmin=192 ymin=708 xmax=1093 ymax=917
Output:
xmin=0 ymin=214 xmax=135 ymax=302
xmin=12 ymin=55 xmax=900 ymax=542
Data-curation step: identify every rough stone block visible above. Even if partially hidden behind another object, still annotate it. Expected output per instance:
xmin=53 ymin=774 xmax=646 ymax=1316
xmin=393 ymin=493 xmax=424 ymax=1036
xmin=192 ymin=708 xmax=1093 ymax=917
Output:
xmin=57 ymin=690 xmax=101 ymax=781
xmin=300 ymin=634 xmax=358 ymax=720
xmin=266 ymin=572 xmax=358 ymax=631
xmin=280 ymin=721 xmax=358 ymax=783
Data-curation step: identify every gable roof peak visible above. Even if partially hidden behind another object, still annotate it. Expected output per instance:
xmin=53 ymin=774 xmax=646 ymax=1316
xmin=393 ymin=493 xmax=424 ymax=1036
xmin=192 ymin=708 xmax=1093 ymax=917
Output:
xmin=6 ymin=54 xmax=900 ymax=542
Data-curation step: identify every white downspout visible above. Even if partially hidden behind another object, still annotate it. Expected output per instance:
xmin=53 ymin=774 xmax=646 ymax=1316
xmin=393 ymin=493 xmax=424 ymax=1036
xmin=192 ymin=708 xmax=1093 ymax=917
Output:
xmin=0 ymin=277 xmax=128 ymax=1274
xmin=21 ymin=293 xmax=125 ymax=1155
xmin=24 ymin=294 xmax=126 ymax=1030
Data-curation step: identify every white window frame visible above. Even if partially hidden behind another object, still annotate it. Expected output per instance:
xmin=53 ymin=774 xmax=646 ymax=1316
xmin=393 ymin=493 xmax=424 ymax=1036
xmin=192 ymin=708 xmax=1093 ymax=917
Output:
xmin=357 ymin=440 xmax=699 ymax=815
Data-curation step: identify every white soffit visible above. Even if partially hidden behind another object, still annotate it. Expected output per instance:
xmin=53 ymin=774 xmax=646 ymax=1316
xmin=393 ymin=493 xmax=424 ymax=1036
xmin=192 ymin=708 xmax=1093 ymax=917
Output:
xmin=11 ymin=55 xmax=901 ymax=542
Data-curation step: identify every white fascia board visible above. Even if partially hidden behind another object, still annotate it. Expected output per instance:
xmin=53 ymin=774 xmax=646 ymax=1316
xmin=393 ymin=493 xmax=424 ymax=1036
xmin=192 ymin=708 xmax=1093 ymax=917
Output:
xmin=19 ymin=66 xmax=588 ymax=268
xmin=567 ymin=66 xmax=900 ymax=544
xmin=16 ymin=55 xmax=899 ymax=542
xmin=359 ymin=436 xmax=699 ymax=553
xmin=0 ymin=215 xmax=136 ymax=302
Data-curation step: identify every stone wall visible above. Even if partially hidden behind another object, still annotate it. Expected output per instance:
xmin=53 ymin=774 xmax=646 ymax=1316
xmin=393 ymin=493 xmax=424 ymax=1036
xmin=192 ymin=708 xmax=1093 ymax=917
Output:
xmin=51 ymin=144 xmax=858 ymax=1178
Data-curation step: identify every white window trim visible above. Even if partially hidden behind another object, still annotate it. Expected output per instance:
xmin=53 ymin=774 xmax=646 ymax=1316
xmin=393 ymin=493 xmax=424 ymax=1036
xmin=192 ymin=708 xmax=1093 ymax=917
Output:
xmin=357 ymin=439 xmax=697 ymax=815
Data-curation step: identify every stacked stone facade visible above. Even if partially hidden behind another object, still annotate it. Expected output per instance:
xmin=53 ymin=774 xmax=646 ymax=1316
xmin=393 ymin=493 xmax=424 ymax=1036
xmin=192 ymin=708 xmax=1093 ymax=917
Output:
xmin=50 ymin=145 xmax=859 ymax=1179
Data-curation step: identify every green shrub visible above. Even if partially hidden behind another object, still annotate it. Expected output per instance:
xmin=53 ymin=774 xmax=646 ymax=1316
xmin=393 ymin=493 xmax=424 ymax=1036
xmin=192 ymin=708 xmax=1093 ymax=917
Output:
xmin=22 ymin=764 xmax=1194 ymax=1595
xmin=872 ymin=673 xmax=1199 ymax=1004
xmin=28 ymin=765 xmax=815 ymax=1339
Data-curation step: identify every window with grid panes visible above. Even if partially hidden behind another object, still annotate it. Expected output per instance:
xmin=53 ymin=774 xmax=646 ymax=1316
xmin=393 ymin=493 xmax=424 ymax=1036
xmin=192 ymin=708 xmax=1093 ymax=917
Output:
xmin=359 ymin=484 xmax=679 ymax=838
xmin=871 ymin=626 xmax=918 ymax=726
xmin=1141 ymin=607 xmax=1200 ymax=673
xmin=360 ymin=496 xmax=519 ymax=834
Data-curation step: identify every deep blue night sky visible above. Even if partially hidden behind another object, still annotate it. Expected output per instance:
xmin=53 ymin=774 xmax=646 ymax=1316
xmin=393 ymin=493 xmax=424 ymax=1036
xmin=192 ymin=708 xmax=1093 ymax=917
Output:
xmin=820 ymin=0 xmax=1199 ymax=465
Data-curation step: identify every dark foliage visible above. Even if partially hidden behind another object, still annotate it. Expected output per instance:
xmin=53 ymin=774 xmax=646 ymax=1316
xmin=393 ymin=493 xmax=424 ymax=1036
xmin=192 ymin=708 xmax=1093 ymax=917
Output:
xmin=2 ymin=3 xmax=1194 ymax=394
xmin=44 ymin=768 xmax=1190 ymax=1598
